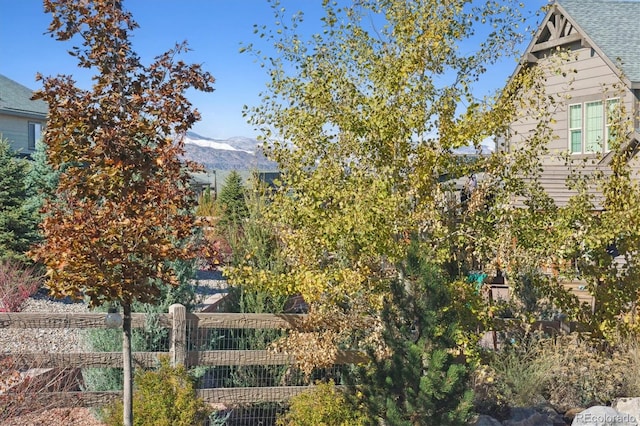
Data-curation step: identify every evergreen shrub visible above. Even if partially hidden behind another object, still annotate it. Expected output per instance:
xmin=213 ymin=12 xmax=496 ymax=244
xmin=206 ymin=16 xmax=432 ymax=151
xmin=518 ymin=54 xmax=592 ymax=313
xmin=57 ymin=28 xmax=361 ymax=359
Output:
xmin=277 ymin=380 xmax=369 ymax=426
xmin=102 ymin=357 xmax=212 ymax=426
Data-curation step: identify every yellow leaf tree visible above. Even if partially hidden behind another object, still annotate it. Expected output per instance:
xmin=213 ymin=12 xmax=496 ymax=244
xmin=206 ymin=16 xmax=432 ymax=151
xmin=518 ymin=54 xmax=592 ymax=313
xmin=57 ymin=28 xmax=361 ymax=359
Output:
xmin=229 ymin=0 xmax=550 ymax=360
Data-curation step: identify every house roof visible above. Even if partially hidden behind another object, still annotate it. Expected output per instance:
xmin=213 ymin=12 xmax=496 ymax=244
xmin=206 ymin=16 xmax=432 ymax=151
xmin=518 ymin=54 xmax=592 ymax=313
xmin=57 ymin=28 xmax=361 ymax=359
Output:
xmin=557 ymin=0 xmax=640 ymax=84
xmin=513 ymin=1 xmax=640 ymax=89
xmin=0 ymin=74 xmax=48 ymax=118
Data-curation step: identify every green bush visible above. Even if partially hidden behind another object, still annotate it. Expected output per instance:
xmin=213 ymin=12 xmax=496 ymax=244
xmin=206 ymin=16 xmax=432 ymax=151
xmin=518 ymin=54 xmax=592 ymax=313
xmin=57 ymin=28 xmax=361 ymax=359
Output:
xmin=277 ymin=380 xmax=369 ymax=426
xmin=102 ymin=357 xmax=212 ymax=426
xmin=350 ymin=244 xmax=474 ymax=425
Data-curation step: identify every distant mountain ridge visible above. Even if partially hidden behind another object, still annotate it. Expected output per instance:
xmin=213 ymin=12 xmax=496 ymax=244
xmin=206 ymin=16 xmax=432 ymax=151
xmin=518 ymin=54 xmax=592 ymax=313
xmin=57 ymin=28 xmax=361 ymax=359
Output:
xmin=182 ymin=131 xmax=278 ymax=171
xmin=181 ymin=131 xmax=494 ymax=171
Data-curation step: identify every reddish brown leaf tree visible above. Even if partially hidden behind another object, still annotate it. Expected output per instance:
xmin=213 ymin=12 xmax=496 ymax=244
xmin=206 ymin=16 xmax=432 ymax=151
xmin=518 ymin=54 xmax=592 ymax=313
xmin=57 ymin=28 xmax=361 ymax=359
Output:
xmin=30 ymin=1 xmax=214 ymax=424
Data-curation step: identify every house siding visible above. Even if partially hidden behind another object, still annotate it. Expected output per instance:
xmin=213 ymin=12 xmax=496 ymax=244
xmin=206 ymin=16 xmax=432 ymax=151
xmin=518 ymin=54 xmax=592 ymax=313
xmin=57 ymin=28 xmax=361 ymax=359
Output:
xmin=508 ymin=45 xmax=639 ymax=207
xmin=0 ymin=114 xmax=42 ymax=155
xmin=0 ymin=74 xmax=48 ymax=155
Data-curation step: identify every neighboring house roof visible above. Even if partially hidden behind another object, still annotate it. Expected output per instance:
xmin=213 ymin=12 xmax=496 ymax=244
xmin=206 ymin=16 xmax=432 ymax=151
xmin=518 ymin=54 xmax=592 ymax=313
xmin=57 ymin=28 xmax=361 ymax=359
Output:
xmin=513 ymin=0 xmax=640 ymax=89
xmin=0 ymin=74 xmax=48 ymax=118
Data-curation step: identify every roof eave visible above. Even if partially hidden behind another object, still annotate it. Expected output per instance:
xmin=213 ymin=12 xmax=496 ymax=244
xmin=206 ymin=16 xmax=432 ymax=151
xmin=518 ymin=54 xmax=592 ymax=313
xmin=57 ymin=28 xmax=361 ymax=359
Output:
xmin=555 ymin=3 xmax=635 ymax=90
xmin=505 ymin=4 xmax=557 ymax=89
xmin=0 ymin=108 xmax=47 ymax=120
xmin=507 ymin=2 xmax=636 ymax=93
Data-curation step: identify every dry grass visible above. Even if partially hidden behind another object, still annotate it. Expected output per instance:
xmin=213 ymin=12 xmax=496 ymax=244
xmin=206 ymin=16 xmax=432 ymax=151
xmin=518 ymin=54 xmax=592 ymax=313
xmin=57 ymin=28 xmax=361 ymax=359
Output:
xmin=474 ymin=331 xmax=640 ymax=414
xmin=0 ymin=355 xmax=104 ymax=424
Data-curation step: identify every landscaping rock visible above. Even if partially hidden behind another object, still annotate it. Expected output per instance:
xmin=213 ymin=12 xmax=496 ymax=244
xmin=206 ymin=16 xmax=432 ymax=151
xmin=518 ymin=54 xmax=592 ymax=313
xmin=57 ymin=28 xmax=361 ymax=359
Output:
xmin=613 ymin=398 xmax=640 ymax=425
xmin=503 ymin=410 xmax=552 ymax=426
xmin=471 ymin=414 xmax=502 ymax=426
xmin=571 ymin=406 xmax=638 ymax=426
xmin=565 ymin=408 xmax=588 ymax=423
xmin=535 ymin=404 xmax=569 ymax=426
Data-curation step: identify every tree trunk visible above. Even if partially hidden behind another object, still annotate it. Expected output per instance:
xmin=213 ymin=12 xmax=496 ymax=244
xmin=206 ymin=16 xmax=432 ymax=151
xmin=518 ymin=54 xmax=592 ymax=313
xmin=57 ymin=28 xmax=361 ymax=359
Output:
xmin=122 ymin=302 xmax=133 ymax=426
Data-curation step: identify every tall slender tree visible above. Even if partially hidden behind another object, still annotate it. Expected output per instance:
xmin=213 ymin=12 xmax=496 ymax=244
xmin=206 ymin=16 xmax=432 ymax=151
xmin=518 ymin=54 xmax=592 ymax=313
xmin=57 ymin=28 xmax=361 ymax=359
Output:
xmin=30 ymin=1 xmax=214 ymax=424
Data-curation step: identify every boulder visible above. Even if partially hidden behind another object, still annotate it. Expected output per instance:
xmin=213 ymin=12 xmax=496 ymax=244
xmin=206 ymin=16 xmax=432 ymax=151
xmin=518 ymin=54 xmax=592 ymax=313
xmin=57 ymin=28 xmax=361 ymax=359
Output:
xmin=503 ymin=408 xmax=553 ymax=426
xmin=565 ymin=408 xmax=588 ymax=423
xmin=471 ymin=414 xmax=502 ymax=426
xmin=571 ymin=406 xmax=638 ymax=426
xmin=535 ymin=404 xmax=570 ymax=426
xmin=613 ymin=398 xmax=640 ymax=425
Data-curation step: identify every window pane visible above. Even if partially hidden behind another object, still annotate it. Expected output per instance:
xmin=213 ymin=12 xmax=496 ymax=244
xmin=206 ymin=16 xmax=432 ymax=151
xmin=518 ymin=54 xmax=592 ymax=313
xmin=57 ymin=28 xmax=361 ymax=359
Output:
xmin=585 ymin=101 xmax=603 ymax=152
xmin=571 ymin=130 xmax=582 ymax=153
xmin=569 ymin=104 xmax=582 ymax=127
xmin=605 ymin=99 xmax=619 ymax=151
xmin=28 ymin=122 xmax=41 ymax=150
xmin=569 ymin=105 xmax=582 ymax=153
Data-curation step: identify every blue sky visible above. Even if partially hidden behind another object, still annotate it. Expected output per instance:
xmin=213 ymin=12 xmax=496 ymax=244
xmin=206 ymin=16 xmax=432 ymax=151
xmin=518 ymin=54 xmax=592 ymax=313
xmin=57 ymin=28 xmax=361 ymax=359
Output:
xmin=0 ymin=0 xmax=547 ymax=140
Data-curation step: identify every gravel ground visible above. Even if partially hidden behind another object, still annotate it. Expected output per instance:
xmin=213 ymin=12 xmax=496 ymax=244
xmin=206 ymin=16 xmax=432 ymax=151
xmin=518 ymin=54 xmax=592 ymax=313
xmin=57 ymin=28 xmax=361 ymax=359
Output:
xmin=2 ymin=408 xmax=107 ymax=426
xmin=1 ymin=274 xmax=228 ymax=354
xmin=1 ymin=291 xmax=92 ymax=354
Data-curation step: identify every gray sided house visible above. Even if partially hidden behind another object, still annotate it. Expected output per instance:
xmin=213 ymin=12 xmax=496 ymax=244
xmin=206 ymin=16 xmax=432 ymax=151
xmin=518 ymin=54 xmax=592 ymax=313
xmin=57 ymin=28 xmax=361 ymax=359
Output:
xmin=0 ymin=74 xmax=48 ymax=157
xmin=505 ymin=0 xmax=640 ymax=206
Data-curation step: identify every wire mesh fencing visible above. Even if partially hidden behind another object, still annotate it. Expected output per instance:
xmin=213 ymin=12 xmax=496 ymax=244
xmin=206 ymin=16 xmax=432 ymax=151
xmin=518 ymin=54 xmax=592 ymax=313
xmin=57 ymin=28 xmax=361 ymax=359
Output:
xmin=0 ymin=306 xmax=361 ymax=425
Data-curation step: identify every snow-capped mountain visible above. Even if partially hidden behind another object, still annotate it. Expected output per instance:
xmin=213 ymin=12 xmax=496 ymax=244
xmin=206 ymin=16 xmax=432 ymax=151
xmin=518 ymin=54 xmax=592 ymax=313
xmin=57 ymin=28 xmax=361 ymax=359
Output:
xmin=182 ymin=131 xmax=277 ymax=171
xmin=181 ymin=131 xmax=494 ymax=171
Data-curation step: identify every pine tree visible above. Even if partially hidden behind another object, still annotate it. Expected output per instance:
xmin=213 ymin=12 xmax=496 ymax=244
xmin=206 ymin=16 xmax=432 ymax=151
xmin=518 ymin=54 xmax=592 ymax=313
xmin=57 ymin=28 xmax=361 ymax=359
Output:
xmin=0 ymin=138 xmax=38 ymax=261
xmin=24 ymin=140 xmax=59 ymax=222
xmin=218 ymin=170 xmax=248 ymax=229
xmin=350 ymin=242 xmax=474 ymax=425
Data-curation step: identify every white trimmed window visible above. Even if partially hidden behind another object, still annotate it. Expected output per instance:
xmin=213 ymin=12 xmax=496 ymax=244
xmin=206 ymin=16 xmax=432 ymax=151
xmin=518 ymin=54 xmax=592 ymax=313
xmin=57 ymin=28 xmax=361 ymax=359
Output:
xmin=28 ymin=121 xmax=42 ymax=150
xmin=568 ymin=98 xmax=619 ymax=154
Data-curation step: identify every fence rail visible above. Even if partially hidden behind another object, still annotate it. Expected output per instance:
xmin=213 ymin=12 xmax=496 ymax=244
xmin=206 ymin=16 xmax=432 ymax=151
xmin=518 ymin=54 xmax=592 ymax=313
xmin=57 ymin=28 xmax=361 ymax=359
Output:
xmin=0 ymin=304 xmax=364 ymax=410
xmin=1 ymin=302 xmax=585 ymax=414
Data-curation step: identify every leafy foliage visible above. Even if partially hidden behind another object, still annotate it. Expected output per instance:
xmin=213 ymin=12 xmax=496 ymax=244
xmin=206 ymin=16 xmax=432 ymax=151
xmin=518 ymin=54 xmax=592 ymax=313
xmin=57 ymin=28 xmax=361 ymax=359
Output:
xmin=228 ymin=0 xmax=541 ymax=370
xmin=30 ymin=0 xmax=215 ymax=308
xmin=30 ymin=2 xmax=214 ymax=424
xmin=552 ymin=94 xmax=640 ymax=337
xmin=102 ymin=357 xmax=212 ymax=426
xmin=0 ymin=138 xmax=39 ymax=262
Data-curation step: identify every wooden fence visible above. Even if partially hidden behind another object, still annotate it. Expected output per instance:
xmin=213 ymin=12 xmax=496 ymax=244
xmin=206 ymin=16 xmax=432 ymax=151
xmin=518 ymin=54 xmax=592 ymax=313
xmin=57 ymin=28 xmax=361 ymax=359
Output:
xmin=0 ymin=304 xmax=366 ymax=410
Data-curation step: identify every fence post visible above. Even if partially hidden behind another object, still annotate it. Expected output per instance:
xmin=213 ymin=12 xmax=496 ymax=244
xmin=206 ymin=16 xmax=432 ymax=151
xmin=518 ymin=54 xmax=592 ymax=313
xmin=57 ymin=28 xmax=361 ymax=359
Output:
xmin=169 ymin=304 xmax=187 ymax=367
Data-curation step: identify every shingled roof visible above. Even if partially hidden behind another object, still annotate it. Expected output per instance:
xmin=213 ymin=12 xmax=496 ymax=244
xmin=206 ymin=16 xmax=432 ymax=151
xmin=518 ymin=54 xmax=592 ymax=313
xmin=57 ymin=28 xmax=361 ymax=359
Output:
xmin=557 ymin=0 xmax=640 ymax=85
xmin=0 ymin=74 xmax=48 ymax=118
